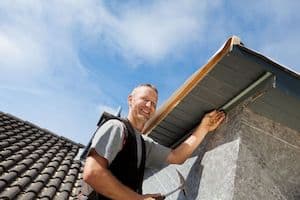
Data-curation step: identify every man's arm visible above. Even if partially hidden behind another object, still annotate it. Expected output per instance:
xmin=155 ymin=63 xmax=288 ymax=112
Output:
xmin=83 ymin=149 xmax=161 ymax=200
xmin=166 ymin=110 xmax=225 ymax=164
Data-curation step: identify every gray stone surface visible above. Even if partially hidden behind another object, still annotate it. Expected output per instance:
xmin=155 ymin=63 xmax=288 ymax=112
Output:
xmin=143 ymin=106 xmax=300 ymax=200
xmin=197 ymin=139 xmax=240 ymax=200
xmin=241 ymin=108 xmax=300 ymax=148
xmin=236 ymin=109 xmax=300 ymax=200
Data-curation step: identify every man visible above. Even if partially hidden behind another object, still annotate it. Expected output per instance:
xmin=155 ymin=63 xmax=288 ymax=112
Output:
xmin=82 ymin=84 xmax=225 ymax=200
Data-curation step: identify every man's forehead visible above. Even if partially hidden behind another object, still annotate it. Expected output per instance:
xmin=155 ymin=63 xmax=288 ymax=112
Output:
xmin=132 ymin=87 xmax=158 ymax=100
xmin=132 ymin=86 xmax=157 ymax=95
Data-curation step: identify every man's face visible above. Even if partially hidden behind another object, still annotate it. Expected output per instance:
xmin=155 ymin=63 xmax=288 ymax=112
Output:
xmin=128 ymin=86 xmax=158 ymax=123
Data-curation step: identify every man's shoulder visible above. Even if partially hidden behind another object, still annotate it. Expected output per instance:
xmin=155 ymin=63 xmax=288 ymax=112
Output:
xmin=102 ymin=118 xmax=126 ymax=128
xmin=95 ymin=118 xmax=126 ymax=138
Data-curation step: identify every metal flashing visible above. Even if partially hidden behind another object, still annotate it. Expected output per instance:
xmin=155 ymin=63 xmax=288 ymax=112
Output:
xmin=145 ymin=36 xmax=300 ymax=147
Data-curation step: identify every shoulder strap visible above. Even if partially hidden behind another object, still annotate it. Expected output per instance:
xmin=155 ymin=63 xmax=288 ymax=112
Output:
xmin=80 ymin=112 xmax=126 ymax=161
xmin=137 ymin=136 xmax=146 ymax=194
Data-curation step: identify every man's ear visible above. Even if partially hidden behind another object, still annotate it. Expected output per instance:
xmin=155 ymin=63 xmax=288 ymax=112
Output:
xmin=128 ymin=95 xmax=132 ymax=107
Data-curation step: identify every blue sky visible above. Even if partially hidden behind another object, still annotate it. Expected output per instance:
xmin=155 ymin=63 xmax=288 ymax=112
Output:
xmin=1 ymin=0 xmax=299 ymax=145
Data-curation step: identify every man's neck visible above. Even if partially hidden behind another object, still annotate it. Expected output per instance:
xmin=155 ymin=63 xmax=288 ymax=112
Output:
xmin=127 ymin=116 xmax=145 ymax=133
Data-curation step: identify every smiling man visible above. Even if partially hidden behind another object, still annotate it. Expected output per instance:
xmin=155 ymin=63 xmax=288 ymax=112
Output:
xmin=82 ymin=84 xmax=225 ymax=200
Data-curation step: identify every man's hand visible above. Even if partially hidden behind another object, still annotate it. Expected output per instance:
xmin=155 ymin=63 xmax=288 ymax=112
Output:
xmin=199 ymin=110 xmax=225 ymax=132
xmin=141 ymin=193 xmax=163 ymax=200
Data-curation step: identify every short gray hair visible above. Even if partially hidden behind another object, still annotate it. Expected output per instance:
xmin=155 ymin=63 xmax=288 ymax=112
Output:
xmin=131 ymin=83 xmax=158 ymax=96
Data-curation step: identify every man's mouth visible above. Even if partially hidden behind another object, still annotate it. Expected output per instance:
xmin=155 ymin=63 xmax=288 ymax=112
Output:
xmin=141 ymin=109 xmax=150 ymax=117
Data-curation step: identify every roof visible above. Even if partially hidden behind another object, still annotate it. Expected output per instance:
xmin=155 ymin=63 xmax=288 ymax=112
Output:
xmin=144 ymin=36 xmax=300 ymax=147
xmin=0 ymin=111 xmax=84 ymax=200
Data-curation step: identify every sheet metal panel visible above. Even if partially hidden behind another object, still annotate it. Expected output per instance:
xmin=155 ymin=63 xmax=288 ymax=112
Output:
xmin=158 ymin=120 xmax=187 ymax=135
xmin=190 ymin=84 xmax=225 ymax=106
xmin=199 ymin=75 xmax=237 ymax=100
xmin=150 ymin=130 xmax=176 ymax=146
xmin=150 ymin=53 xmax=267 ymax=146
xmin=165 ymin=111 xmax=195 ymax=130
xmin=149 ymin=44 xmax=300 ymax=147
xmin=154 ymin=125 xmax=179 ymax=139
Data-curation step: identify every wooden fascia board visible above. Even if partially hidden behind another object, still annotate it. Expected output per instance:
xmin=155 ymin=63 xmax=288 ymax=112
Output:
xmin=143 ymin=36 xmax=241 ymax=135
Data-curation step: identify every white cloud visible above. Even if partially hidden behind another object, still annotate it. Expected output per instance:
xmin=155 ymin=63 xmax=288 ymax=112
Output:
xmin=0 ymin=0 xmax=220 ymax=75
xmin=113 ymin=0 xmax=207 ymax=63
xmin=0 ymin=29 xmax=48 ymax=76
xmin=79 ymin=0 xmax=208 ymax=64
xmin=97 ymin=104 xmax=120 ymax=115
xmin=1 ymin=0 xmax=299 ymax=75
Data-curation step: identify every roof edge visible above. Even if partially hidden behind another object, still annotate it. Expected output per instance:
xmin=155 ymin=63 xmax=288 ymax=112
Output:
xmin=0 ymin=111 xmax=84 ymax=148
xmin=143 ymin=36 xmax=242 ymax=134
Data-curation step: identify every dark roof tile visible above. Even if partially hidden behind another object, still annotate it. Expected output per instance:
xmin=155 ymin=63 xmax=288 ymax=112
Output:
xmin=47 ymin=161 xmax=60 ymax=169
xmin=70 ymin=183 xmax=82 ymax=198
xmin=59 ymin=182 xmax=73 ymax=192
xmin=0 ymin=167 xmax=4 ymax=176
xmin=0 ymin=172 xmax=18 ymax=185
xmin=39 ymin=186 xmax=57 ymax=199
xmin=0 ymin=160 xmax=14 ymax=171
xmin=16 ymin=149 xmax=30 ymax=157
xmin=23 ymin=169 xmax=39 ymax=179
xmin=6 ymin=154 xmax=23 ymax=163
xmin=40 ymin=145 xmax=50 ymax=151
xmin=31 ymin=162 xmax=45 ymax=171
xmin=47 ymin=178 xmax=62 ymax=188
xmin=43 ymin=167 xmax=56 ymax=175
xmin=0 ymin=186 xmax=21 ymax=199
xmin=35 ymin=174 xmax=51 ymax=183
xmin=19 ymin=191 xmax=36 ymax=200
xmin=37 ymin=157 xmax=50 ymax=165
xmin=6 ymin=145 xmax=20 ymax=153
xmin=53 ymin=171 xmax=66 ymax=180
xmin=0 ymin=180 xmax=6 ymax=192
xmin=47 ymin=149 xmax=58 ymax=154
xmin=16 ymin=126 xmax=25 ymax=131
xmin=56 ymin=152 xmax=66 ymax=158
xmin=11 ymin=176 xmax=31 ymax=189
xmin=64 ymin=175 xmax=76 ymax=184
xmin=20 ymin=130 xmax=29 ymax=136
xmin=0 ymin=111 xmax=84 ymax=199
xmin=10 ymin=164 xmax=27 ymax=175
xmin=54 ymin=191 xmax=69 ymax=200
xmin=43 ymin=153 xmax=54 ymax=159
xmin=27 ymin=153 xmax=40 ymax=161
xmin=13 ymin=134 xmax=23 ymax=140
xmin=0 ymin=134 xmax=8 ymax=140
xmin=68 ymin=169 xmax=80 ymax=178
xmin=7 ymin=137 xmax=18 ymax=144
xmin=0 ymin=141 xmax=10 ymax=149
xmin=15 ymin=141 xmax=27 ymax=148
xmin=57 ymin=165 xmax=69 ymax=173
xmin=3 ymin=125 xmax=12 ymax=130
xmin=25 ymin=181 xmax=44 ymax=193
xmin=19 ymin=158 xmax=34 ymax=167
xmin=0 ymin=150 xmax=11 ymax=160
xmin=61 ymin=160 xmax=72 ymax=166
xmin=71 ymin=161 xmax=82 ymax=169
xmin=22 ymin=138 xmax=32 ymax=144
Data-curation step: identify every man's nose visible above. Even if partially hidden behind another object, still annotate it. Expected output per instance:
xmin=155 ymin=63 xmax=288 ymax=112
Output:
xmin=145 ymin=101 xmax=152 ymax=107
